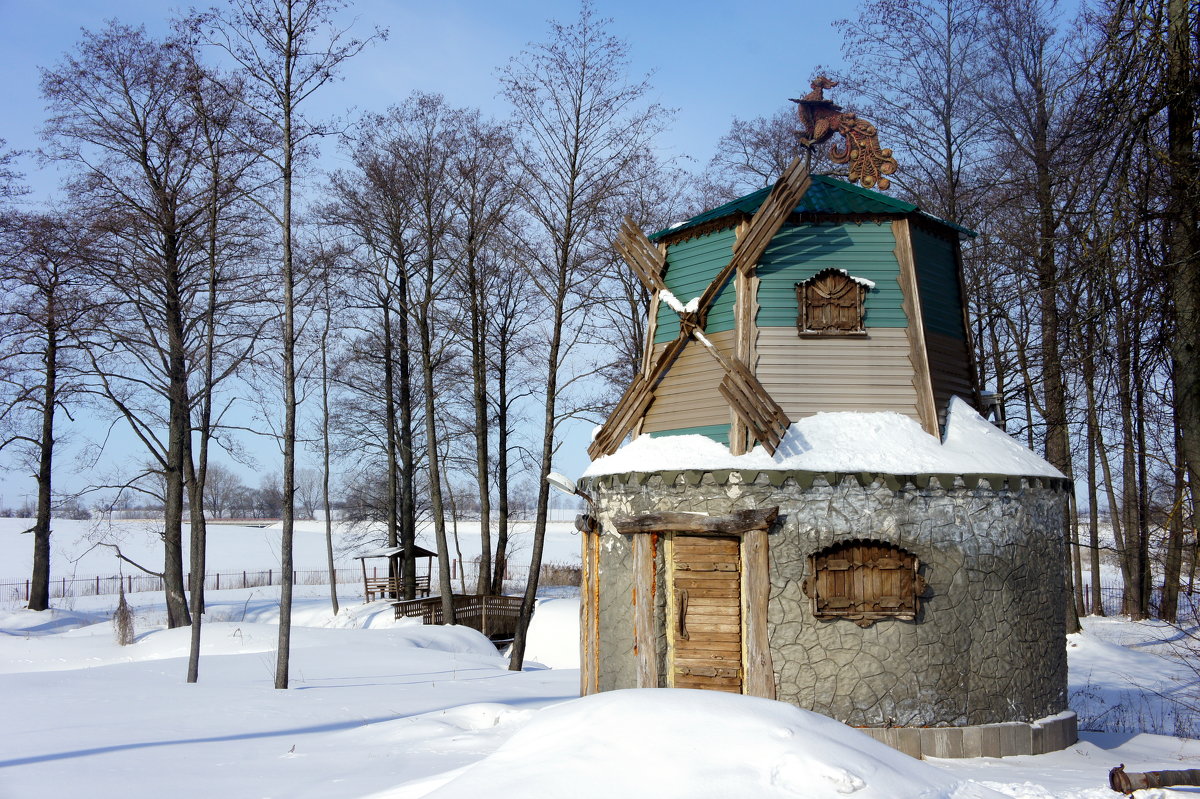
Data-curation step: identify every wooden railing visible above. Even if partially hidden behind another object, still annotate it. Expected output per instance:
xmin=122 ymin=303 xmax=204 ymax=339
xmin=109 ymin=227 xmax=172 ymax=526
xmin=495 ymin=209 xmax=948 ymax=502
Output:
xmin=393 ymin=594 xmax=525 ymax=640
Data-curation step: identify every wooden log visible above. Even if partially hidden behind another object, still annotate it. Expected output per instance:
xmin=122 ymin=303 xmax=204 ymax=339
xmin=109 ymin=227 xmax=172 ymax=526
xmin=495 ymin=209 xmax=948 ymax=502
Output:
xmin=633 ymin=533 xmax=658 ymax=689
xmin=742 ymin=527 xmax=775 ymax=699
xmin=1110 ymin=765 xmax=1200 ymax=794
xmin=616 ymin=507 xmax=778 ymax=536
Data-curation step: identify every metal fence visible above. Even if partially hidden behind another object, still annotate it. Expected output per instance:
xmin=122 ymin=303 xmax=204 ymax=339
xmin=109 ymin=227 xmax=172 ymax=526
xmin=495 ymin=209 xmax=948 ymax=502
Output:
xmin=1083 ymin=583 xmax=1173 ymax=617
xmin=1 ymin=559 xmax=578 ymax=604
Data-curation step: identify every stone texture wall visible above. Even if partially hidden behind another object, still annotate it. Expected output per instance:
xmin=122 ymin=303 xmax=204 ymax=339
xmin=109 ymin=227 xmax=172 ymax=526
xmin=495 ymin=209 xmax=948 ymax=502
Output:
xmin=584 ymin=469 xmax=1070 ymax=728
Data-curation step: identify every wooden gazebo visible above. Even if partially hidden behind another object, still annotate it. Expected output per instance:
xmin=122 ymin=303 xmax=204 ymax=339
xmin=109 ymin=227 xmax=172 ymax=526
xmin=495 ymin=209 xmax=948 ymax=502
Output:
xmin=355 ymin=544 xmax=435 ymax=602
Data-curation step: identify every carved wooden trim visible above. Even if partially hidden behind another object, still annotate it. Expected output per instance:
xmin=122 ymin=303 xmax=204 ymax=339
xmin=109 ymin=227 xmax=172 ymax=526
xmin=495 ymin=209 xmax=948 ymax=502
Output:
xmin=892 ymin=219 xmax=939 ymax=435
xmin=615 ymin=507 xmax=779 ymax=536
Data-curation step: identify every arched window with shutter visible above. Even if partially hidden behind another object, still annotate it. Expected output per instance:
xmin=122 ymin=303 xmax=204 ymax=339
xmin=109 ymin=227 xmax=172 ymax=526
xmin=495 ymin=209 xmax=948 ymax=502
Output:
xmin=795 ymin=268 xmax=868 ymax=335
xmin=803 ymin=540 xmax=926 ymax=627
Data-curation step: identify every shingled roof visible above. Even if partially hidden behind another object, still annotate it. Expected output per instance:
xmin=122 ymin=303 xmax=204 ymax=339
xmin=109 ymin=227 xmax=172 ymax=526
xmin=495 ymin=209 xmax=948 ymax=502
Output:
xmin=651 ymin=174 xmax=974 ymax=242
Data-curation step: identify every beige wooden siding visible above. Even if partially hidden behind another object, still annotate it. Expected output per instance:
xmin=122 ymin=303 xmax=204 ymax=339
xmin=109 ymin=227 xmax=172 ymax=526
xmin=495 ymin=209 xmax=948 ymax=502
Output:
xmin=925 ymin=331 xmax=975 ymax=425
xmin=755 ymin=327 xmax=922 ymax=421
xmin=642 ymin=330 xmax=736 ymax=432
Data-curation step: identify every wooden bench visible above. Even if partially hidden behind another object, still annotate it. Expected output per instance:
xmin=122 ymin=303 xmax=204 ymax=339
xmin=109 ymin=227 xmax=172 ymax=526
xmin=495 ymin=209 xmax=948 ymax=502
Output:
xmin=364 ymin=574 xmax=430 ymax=602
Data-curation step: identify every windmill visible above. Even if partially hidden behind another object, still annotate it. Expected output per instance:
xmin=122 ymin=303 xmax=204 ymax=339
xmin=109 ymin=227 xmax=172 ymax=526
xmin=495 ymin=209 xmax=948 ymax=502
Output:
xmin=589 ymin=78 xmax=903 ymax=460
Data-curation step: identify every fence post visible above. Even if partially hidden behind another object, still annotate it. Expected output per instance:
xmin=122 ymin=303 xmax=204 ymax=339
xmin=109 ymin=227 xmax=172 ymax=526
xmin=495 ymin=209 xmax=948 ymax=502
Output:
xmin=243 ymin=570 xmax=247 ymax=589
xmin=216 ymin=572 xmax=219 ymax=591
xmin=62 ymin=576 xmax=66 ymax=597
xmin=25 ymin=579 xmax=29 ymax=601
xmin=268 ymin=569 xmax=272 ymax=586
xmin=95 ymin=576 xmax=100 ymax=595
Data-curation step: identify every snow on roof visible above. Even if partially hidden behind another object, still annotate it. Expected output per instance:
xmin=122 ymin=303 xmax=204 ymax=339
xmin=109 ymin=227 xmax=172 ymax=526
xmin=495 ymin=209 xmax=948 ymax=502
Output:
xmin=405 ymin=688 xmax=1006 ymax=799
xmin=355 ymin=544 xmax=438 ymax=560
xmin=583 ymin=397 xmax=1063 ymax=479
xmin=835 ymin=267 xmax=876 ymax=289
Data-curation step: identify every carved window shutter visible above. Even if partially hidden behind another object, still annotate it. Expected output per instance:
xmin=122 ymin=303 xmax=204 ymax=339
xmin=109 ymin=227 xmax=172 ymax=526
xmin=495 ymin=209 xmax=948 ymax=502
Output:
xmin=796 ymin=268 xmax=867 ymax=334
xmin=803 ymin=540 xmax=925 ymax=627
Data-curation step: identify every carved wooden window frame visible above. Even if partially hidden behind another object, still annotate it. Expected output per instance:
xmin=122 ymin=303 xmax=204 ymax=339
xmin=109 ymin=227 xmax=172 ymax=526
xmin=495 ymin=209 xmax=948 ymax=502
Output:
xmin=795 ymin=267 xmax=868 ymax=336
xmin=802 ymin=539 xmax=926 ymax=627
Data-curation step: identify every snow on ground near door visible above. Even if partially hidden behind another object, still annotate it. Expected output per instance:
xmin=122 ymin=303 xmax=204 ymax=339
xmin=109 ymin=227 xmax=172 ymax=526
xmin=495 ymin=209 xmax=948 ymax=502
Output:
xmin=2 ymin=579 xmax=1199 ymax=799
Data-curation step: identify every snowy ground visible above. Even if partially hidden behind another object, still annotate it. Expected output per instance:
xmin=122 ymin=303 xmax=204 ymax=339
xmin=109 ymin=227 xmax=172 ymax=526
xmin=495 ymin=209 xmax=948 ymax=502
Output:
xmin=2 ymin=520 xmax=1200 ymax=798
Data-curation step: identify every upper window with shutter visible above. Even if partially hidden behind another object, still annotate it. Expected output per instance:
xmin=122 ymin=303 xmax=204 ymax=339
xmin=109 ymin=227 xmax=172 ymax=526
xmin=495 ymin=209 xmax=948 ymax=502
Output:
xmin=795 ymin=268 xmax=868 ymax=336
xmin=803 ymin=540 xmax=926 ymax=627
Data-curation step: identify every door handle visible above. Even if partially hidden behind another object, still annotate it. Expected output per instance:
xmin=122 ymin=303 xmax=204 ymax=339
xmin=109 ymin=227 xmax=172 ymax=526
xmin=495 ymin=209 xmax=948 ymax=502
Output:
xmin=677 ymin=589 xmax=689 ymax=640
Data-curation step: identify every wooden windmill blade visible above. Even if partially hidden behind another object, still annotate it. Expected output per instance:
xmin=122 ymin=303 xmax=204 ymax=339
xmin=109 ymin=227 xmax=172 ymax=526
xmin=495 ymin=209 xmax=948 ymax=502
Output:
xmin=718 ymin=361 xmax=791 ymax=454
xmin=691 ymin=332 xmax=790 ymax=455
xmin=614 ymin=216 xmax=667 ymax=294
xmin=588 ymin=335 xmax=691 ymax=459
xmin=693 ymin=158 xmax=811 ymax=322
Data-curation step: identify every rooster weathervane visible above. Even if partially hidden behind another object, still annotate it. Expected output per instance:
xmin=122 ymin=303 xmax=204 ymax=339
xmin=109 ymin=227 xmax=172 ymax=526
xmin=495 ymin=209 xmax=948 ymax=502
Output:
xmin=791 ymin=76 xmax=899 ymax=191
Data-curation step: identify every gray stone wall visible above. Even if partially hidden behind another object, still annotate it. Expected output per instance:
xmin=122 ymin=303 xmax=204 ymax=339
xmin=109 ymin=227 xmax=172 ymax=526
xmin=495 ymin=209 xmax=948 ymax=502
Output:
xmin=585 ymin=469 xmax=1070 ymax=728
xmin=596 ymin=529 xmax=637 ymax=690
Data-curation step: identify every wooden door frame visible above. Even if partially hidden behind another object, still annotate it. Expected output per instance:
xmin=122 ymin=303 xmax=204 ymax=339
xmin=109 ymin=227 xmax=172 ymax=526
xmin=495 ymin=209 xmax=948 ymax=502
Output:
xmin=614 ymin=507 xmax=778 ymax=699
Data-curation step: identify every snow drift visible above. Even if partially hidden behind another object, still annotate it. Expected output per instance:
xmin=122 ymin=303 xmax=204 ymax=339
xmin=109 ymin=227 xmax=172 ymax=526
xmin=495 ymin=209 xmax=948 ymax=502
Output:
xmin=387 ymin=689 xmax=1006 ymax=799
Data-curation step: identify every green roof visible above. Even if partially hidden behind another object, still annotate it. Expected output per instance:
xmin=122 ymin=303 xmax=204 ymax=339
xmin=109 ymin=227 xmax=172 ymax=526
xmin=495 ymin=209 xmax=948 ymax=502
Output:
xmin=651 ymin=174 xmax=975 ymax=240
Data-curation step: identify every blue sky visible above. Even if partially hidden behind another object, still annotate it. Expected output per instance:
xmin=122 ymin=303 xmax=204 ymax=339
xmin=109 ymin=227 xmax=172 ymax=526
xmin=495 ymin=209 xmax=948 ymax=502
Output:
xmin=0 ymin=0 xmax=853 ymax=504
xmin=1 ymin=0 xmax=851 ymax=197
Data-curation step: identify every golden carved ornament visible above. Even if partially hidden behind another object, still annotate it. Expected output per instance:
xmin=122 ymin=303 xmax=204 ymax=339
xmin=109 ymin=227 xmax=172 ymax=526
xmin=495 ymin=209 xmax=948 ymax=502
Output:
xmin=790 ymin=76 xmax=899 ymax=191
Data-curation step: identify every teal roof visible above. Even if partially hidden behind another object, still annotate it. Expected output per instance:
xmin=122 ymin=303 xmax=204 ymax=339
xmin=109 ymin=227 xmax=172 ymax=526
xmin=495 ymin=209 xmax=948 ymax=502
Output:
xmin=652 ymin=174 xmax=975 ymax=240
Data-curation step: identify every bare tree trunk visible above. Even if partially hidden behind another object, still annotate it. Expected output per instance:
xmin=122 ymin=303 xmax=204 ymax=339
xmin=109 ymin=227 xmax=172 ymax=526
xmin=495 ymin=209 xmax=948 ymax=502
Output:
xmin=1165 ymin=0 xmax=1200 ymax=611
xmin=468 ymin=256 xmax=492 ymax=596
xmin=418 ymin=310 xmax=455 ymax=622
xmin=320 ymin=293 xmax=338 ymax=616
xmin=276 ymin=106 xmax=297 ymax=688
xmin=381 ymin=301 xmax=401 ymax=597
xmin=28 ymin=309 xmax=57 ymax=612
xmin=510 ymin=288 xmax=563 ymax=670
xmin=492 ymin=342 xmax=511 ymax=595
xmin=1085 ymin=347 xmax=1104 ymax=616
xmin=1163 ymin=406 xmax=1186 ymax=622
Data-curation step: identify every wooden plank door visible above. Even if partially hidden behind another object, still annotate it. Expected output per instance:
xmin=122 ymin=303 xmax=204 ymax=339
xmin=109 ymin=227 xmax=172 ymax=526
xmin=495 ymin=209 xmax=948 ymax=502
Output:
xmin=670 ymin=535 xmax=743 ymax=693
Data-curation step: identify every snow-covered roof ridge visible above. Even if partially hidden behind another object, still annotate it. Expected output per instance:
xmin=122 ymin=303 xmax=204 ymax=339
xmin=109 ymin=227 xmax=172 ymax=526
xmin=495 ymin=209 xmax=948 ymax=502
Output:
xmin=582 ymin=397 xmax=1064 ymax=480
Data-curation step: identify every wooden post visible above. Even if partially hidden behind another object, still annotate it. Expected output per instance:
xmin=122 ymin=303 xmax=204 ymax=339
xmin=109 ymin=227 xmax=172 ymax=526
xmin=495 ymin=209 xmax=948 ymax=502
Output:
xmin=731 ymin=219 xmax=759 ymax=455
xmin=633 ymin=533 xmax=659 ymax=688
xmin=742 ymin=528 xmax=775 ymax=698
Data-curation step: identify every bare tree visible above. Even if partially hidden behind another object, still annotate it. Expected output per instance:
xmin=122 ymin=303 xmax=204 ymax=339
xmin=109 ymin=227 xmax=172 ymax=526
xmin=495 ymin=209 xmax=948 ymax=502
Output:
xmin=447 ymin=112 xmax=517 ymax=596
xmin=194 ymin=0 xmax=382 ymax=689
xmin=833 ymin=0 xmax=992 ymax=225
xmin=500 ymin=1 xmax=670 ymax=670
xmin=41 ymin=22 xmax=217 ymax=628
xmin=0 ymin=212 xmax=95 ymax=610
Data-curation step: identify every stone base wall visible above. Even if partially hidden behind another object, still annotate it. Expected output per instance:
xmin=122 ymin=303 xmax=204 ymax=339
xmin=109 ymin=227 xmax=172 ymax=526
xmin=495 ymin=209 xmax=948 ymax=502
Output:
xmin=585 ymin=469 xmax=1071 ymax=730
xmin=860 ymin=711 xmax=1078 ymax=759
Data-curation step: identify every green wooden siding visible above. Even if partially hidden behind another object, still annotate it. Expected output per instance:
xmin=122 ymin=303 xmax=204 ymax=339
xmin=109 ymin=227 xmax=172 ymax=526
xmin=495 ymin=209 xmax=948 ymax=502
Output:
xmin=756 ymin=222 xmax=906 ymax=328
xmin=654 ymin=229 xmax=737 ymax=344
xmin=911 ymin=226 xmax=965 ymax=340
xmin=648 ymin=423 xmax=730 ymax=445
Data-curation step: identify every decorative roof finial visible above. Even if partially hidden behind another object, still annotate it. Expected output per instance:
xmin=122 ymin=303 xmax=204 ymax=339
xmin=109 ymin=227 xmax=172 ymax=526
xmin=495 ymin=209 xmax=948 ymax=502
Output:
xmin=790 ymin=76 xmax=899 ymax=191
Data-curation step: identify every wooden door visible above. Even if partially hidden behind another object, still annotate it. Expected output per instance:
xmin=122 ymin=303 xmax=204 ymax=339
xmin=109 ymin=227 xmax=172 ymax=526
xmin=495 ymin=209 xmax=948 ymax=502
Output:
xmin=670 ymin=534 xmax=743 ymax=693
